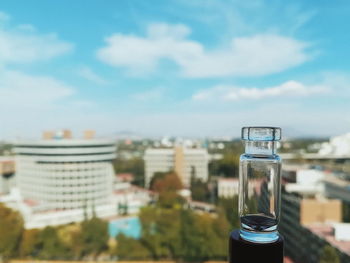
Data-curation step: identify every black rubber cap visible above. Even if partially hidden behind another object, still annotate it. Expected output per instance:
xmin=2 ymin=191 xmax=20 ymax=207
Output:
xmin=229 ymin=230 xmax=284 ymax=263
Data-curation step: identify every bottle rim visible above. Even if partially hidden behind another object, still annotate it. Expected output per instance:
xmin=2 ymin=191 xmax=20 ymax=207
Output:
xmin=242 ymin=126 xmax=281 ymax=141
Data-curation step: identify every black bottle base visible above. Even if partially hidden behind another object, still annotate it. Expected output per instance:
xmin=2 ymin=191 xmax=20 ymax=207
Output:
xmin=229 ymin=230 xmax=284 ymax=263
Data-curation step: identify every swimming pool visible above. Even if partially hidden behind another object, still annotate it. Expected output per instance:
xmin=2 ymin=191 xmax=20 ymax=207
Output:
xmin=108 ymin=217 xmax=141 ymax=239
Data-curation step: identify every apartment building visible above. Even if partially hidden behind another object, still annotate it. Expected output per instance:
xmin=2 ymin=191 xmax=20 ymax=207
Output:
xmin=144 ymin=146 xmax=209 ymax=187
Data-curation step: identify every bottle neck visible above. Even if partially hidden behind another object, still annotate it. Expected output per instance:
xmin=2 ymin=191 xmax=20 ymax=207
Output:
xmin=244 ymin=141 xmax=277 ymax=156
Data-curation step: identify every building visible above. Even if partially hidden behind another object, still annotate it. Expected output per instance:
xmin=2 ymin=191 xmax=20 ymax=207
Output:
xmin=14 ymin=131 xmax=116 ymax=210
xmin=112 ymin=183 xmax=155 ymax=216
xmin=319 ymin=133 xmax=350 ymax=156
xmin=307 ymin=223 xmax=350 ymax=259
xmin=323 ymin=175 xmax=350 ymax=203
xmin=279 ymin=190 xmax=350 ymax=263
xmin=0 ymin=156 xmax=15 ymax=194
xmin=300 ymin=198 xmax=342 ymax=225
xmin=280 ymin=133 xmax=350 ymax=161
xmin=0 ymin=131 xmax=156 ymax=229
xmin=285 ymin=169 xmax=326 ymax=196
xmin=144 ymin=146 xmax=209 ymax=187
xmin=217 ymin=178 xmax=262 ymax=198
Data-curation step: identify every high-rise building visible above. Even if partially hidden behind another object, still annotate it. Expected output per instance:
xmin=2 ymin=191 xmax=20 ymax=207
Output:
xmin=279 ymin=190 xmax=350 ymax=263
xmin=217 ymin=178 xmax=263 ymax=198
xmin=144 ymin=146 xmax=209 ymax=187
xmin=14 ymin=133 xmax=116 ymax=210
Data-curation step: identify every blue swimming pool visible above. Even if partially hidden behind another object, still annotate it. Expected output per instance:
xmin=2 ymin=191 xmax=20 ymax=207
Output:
xmin=108 ymin=217 xmax=141 ymax=239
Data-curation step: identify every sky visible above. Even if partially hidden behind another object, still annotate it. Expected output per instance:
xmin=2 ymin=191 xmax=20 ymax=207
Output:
xmin=0 ymin=0 xmax=350 ymax=139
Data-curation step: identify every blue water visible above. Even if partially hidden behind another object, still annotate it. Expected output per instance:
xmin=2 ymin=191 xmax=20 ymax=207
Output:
xmin=108 ymin=217 xmax=141 ymax=239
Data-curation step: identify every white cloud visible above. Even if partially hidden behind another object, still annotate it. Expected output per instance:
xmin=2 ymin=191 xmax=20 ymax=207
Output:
xmin=0 ymin=69 xmax=74 ymax=109
xmin=131 ymin=88 xmax=164 ymax=101
xmin=192 ymin=80 xmax=330 ymax=101
xmin=97 ymin=23 xmax=311 ymax=78
xmin=77 ymin=66 xmax=107 ymax=85
xmin=0 ymin=12 xmax=86 ymax=139
xmin=17 ymin=24 xmax=36 ymax=32
xmin=0 ymin=26 xmax=73 ymax=65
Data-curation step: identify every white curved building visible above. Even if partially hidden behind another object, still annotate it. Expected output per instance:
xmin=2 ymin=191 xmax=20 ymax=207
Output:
xmin=14 ymin=138 xmax=116 ymax=210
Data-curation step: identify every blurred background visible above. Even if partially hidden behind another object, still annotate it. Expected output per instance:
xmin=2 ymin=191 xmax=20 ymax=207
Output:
xmin=0 ymin=1 xmax=350 ymax=263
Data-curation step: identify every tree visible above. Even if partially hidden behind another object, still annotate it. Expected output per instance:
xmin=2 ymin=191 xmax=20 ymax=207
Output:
xmin=56 ymin=224 xmax=81 ymax=259
xmin=179 ymin=209 xmax=199 ymax=261
xmin=190 ymin=177 xmax=210 ymax=202
xmin=218 ymin=196 xmax=240 ymax=229
xmin=149 ymin=171 xmax=167 ymax=190
xmin=319 ymin=245 xmax=340 ymax=263
xmin=139 ymin=200 xmax=230 ymax=262
xmin=19 ymin=229 xmax=41 ymax=258
xmin=37 ymin=226 xmax=68 ymax=260
xmin=180 ymin=211 xmax=225 ymax=261
xmin=0 ymin=203 xmax=24 ymax=259
xmin=209 ymin=142 xmax=241 ymax=178
xmin=151 ymin=172 xmax=183 ymax=193
xmin=113 ymin=157 xmax=144 ymax=186
xmin=150 ymin=172 xmax=184 ymax=208
xmin=79 ymin=217 xmax=109 ymax=258
xmin=179 ymin=209 xmax=225 ymax=261
xmin=114 ymin=234 xmax=152 ymax=260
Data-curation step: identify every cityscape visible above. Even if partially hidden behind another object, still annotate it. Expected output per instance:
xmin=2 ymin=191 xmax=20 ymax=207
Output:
xmin=1 ymin=130 xmax=350 ymax=263
xmin=1 ymin=1 xmax=350 ymax=263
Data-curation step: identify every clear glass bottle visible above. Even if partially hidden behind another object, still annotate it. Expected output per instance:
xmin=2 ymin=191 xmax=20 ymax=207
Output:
xmin=239 ymin=127 xmax=282 ymax=243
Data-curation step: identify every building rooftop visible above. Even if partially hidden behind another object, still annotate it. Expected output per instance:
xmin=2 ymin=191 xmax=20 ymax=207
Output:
xmin=15 ymin=138 xmax=115 ymax=146
xmin=324 ymin=174 xmax=350 ymax=188
xmin=0 ymin=156 xmax=14 ymax=162
xmin=217 ymin=178 xmax=239 ymax=182
xmin=145 ymin=147 xmax=208 ymax=154
xmin=307 ymin=223 xmax=350 ymax=256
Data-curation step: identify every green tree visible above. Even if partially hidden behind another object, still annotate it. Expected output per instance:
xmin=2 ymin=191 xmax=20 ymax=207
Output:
xmin=0 ymin=142 xmax=13 ymax=155
xmin=139 ymin=202 xmax=230 ymax=261
xmin=155 ymin=208 xmax=182 ymax=259
xmin=190 ymin=177 xmax=210 ymax=202
xmin=69 ymin=227 xmax=85 ymax=259
xmin=151 ymin=172 xmax=184 ymax=208
xmin=19 ymin=229 xmax=41 ymax=258
xmin=139 ymin=207 xmax=166 ymax=259
xmin=113 ymin=157 xmax=144 ymax=186
xmin=218 ymin=196 xmax=240 ymax=229
xmin=56 ymin=224 xmax=81 ymax=259
xmin=179 ymin=209 xmax=227 ymax=261
xmin=37 ymin=226 xmax=68 ymax=259
xmin=79 ymin=217 xmax=109 ymax=258
xmin=179 ymin=209 xmax=199 ymax=261
xmin=319 ymin=245 xmax=340 ymax=263
xmin=209 ymin=142 xmax=241 ymax=177
xmin=180 ymin=212 xmax=225 ymax=261
xmin=114 ymin=234 xmax=151 ymax=260
xmin=0 ymin=203 xmax=24 ymax=259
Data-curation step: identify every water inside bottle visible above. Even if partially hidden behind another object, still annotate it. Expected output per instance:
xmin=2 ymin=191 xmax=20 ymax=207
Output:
xmin=241 ymin=214 xmax=277 ymax=232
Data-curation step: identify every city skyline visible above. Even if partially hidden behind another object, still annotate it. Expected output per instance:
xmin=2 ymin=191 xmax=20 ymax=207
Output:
xmin=0 ymin=0 xmax=350 ymax=139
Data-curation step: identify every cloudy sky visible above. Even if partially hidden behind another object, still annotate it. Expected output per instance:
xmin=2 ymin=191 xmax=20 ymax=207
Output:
xmin=0 ymin=0 xmax=349 ymax=139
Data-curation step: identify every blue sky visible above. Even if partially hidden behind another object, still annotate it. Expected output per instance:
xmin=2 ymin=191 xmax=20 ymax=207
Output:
xmin=0 ymin=0 xmax=349 ymax=139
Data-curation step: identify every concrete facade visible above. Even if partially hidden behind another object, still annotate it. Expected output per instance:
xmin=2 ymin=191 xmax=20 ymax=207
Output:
xmin=14 ymin=138 xmax=116 ymax=210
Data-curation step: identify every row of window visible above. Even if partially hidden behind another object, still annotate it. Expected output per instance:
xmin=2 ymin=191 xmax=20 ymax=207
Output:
xmin=22 ymin=189 xmax=109 ymax=198
xmin=15 ymin=144 xmax=115 ymax=149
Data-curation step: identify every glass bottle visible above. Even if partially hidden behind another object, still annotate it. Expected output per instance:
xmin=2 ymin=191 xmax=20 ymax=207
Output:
xmin=239 ymin=127 xmax=282 ymax=243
